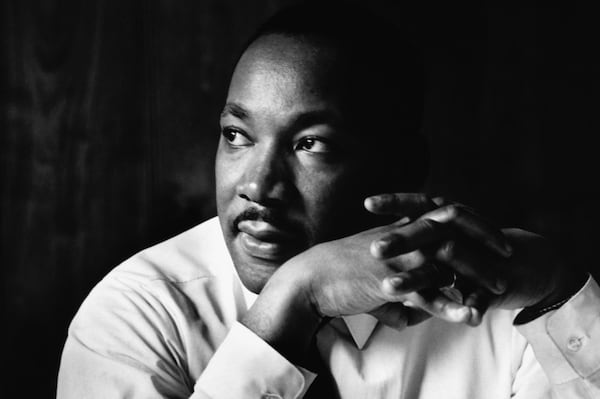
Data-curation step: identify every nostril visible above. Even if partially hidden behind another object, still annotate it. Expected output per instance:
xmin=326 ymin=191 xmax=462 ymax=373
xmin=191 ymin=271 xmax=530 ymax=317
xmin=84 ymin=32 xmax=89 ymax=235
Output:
xmin=237 ymin=191 xmax=285 ymax=208
xmin=236 ymin=173 xmax=292 ymax=207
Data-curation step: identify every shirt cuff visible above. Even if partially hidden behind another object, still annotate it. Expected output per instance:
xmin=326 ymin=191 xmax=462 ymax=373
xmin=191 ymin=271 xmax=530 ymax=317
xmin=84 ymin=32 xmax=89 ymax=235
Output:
xmin=516 ymin=275 xmax=600 ymax=384
xmin=194 ymin=322 xmax=316 ymax=399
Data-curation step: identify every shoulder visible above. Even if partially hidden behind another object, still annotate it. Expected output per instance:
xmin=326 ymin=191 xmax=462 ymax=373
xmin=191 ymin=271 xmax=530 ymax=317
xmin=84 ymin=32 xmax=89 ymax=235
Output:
xmin=61 ymin=218 xmax=237 ymax=392
xmin=114 ymin=216 xmax=232 ymax=284
xmin=68 ymin=216 xmax=238 ymax=347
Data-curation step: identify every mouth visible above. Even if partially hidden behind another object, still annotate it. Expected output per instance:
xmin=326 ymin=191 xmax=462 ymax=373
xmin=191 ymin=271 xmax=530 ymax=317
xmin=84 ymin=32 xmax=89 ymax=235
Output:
xmin=236 ymin=219 xmax=303 ymax=262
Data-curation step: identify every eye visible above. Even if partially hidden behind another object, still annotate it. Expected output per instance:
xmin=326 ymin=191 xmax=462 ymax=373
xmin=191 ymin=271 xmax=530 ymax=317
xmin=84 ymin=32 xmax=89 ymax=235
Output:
xmin=294 ymin=136 xmax=333 ymax=154
xmin=221 ymin=127 xmax=252 ymax=147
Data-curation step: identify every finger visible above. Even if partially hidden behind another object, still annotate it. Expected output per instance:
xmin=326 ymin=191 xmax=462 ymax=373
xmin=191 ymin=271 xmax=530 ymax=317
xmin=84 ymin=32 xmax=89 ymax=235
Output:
xmin=462 ymin=287 xmax=493 ymax=326
xmin=394 ymin=266 xmax=491 ymax=326
xmin=382 ymin=264 xmax=455 ymax=296
xmin=364 ymin=193 xmax=438 ymax=218
xmin=423 ymin=204 xmax=513 ymax=258
xmin=369 ymin=303 xmax=432 ymax=329
xmin=371 ymin=218 xmax=448 ymax=259
xmin=384 ymin=249 xmax=427 ymax=272
xmin=403 ymin=290 xmax=476 ymax=324
xmin=435 ymin=240 xmax=507 ymax=294
xmin=431 ymin=196 xmax=446 ymax=206
xmin=369 ymin=303 xmax=408 ymax=331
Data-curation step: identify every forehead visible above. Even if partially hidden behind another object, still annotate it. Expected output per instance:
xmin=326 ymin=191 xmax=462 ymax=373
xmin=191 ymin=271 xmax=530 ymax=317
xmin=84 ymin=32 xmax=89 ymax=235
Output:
xmin=227 ymin=35 xmax=341 ymax=110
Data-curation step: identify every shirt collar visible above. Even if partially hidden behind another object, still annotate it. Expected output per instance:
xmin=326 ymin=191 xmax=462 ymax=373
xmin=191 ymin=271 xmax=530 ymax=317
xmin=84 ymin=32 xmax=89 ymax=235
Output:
xmin=239 ymin=283 xmax=378 ymax=350
xmin=341 ymin=314 xmax=378 ymax=350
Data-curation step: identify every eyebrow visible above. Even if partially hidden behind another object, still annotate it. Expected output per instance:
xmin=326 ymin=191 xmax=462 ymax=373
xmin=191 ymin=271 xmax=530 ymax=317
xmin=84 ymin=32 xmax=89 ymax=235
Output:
xmin=290 ymin=109 xmax=342 ymax=131
xmin=221 ymin=102 xmax=342 ymax=131
xmin=221 ymin=102 xmax=249 ymax=120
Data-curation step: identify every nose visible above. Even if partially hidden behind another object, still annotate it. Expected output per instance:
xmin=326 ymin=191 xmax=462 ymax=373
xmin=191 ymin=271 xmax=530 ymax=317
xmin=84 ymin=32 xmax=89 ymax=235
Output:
xmin=235 ymin=145 xmax=293 ymax=207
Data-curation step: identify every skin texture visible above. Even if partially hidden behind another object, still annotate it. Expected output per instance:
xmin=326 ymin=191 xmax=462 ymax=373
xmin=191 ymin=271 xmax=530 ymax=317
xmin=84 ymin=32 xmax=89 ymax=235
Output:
xmin=214 ymin=34 xmax=480 ymax=362
xmin=363 ymin=195 xmax=586 ymax=310
xmin=214 ymin=34 xmax=587 ymax=365
xmin=216 ymin=34 xmax=388 ymax=294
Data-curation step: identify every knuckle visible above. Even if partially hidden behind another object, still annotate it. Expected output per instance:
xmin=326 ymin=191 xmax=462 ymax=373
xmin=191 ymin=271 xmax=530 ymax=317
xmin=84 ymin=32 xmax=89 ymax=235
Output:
xmin=384 ymin=232 xmax=403 ymax=247
xmin=383 ymin=193 xmax=397 ymax=203
xmin=439 ymin=240 xmax=457 ymax=260
xmin=443 ymin=204 xmax=462 ymax=219
xmin=419 ymin=217 xmax=439 ymax=233
xmin=405 ymin=251 xmax=426 ymax=269
xmin=415 ymin=193 xmax=432 ymax=208
xmin=432 ymin=196 xmax=446 ymax=206
xmin=433 ymin=299 xmax=448 ymax=315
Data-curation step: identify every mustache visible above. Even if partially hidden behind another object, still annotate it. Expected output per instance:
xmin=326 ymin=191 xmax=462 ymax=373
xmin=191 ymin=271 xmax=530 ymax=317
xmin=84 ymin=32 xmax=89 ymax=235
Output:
xmin=233 ymin=207 xmax=303 ymax=233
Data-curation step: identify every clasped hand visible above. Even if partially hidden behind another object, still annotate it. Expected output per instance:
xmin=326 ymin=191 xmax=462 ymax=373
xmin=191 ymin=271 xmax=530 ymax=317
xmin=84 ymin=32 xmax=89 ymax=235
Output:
xmin=287 ymin=193 xmax=576 ymax=330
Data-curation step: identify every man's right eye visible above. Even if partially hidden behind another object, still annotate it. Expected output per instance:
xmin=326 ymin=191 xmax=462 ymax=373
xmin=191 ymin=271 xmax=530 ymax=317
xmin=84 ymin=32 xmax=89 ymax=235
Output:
xmin=221 ymin=128 xmax=252 ymax=147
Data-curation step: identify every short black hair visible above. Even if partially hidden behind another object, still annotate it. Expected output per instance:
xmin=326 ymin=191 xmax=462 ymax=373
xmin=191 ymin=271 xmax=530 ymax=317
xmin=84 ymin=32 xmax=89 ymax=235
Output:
xmin=241 ymin=0 xmax=429 ymax=190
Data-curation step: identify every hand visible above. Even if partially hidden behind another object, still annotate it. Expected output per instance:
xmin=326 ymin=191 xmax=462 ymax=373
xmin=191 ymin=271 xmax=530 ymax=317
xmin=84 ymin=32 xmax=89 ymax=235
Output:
xmin=291 ymin=226 xmax=473 ymax=325
xmin=263 ymin=210 xmax=510 ymax=326
xmin=365 ymin=193 xmax=587 ymax=314
xmin=242 ymin=219 xmax=482 ymax=365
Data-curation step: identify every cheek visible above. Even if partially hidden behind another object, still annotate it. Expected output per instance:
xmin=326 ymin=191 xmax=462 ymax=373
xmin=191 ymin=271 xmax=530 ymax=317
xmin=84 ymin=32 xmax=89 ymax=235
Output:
xmin=215 ymin=152 xmax=238 ymax=211
xmin=298 ymin=168 xmax=369 ymax=241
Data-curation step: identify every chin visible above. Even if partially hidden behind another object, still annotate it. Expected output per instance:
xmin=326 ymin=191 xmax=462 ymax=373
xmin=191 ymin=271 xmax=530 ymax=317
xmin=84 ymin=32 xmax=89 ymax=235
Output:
xmin=228 ymin=246 xmax=286 ymax=294
xmin=235 ymin=262 xmax=277 ymax=294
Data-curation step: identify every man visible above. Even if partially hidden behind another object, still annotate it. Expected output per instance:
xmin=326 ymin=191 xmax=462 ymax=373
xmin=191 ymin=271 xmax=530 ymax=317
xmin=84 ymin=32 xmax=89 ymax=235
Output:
xmin=57 ymin=2 xmax=600 ymax=398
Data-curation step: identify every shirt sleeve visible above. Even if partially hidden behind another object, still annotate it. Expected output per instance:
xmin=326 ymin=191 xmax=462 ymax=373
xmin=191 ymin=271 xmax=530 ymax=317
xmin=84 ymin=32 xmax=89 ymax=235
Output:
xmin=511 ymin=342 xmax=553 ymax=398
xmin=57 ymin=275 xmax=196 ymax=398
xmin=516 ymin=275 xmax=600 ymax=398
xmin=193 ymin=323 xmax=316 ymax=399
xmin=57 ymin=273 xmax=315 ymax=399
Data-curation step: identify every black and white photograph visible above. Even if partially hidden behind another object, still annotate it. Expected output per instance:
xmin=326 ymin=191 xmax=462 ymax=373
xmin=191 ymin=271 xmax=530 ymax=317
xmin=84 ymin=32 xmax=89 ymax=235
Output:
xmin=2 ymin=1 xmax=600 ymax=397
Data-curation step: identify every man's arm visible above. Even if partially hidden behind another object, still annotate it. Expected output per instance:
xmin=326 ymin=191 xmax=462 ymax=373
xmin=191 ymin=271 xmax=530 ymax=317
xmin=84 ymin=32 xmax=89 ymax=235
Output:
xmin=515 ymin=276 xmax=600 ymax=398
xmin=57 ymin=274 xmax=197 ymax=398
xmin=57 ymin=267 xmax=315 ymax=399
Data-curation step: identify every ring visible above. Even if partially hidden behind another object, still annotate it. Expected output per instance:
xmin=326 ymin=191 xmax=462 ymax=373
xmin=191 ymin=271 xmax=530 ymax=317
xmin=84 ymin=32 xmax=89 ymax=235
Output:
xmin=433 ymin=265 xmax=464 ymax=304
xmin=442 ymin=270 xmax=458 ymax=289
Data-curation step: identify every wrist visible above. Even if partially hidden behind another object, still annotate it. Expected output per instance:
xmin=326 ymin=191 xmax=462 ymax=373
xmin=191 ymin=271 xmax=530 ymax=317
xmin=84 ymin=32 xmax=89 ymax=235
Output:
xmin=515 ymin=270 xmax=588 ymax=325
xmin=241 ymin=262 xmax=323 ymax=366
xmin=535 ymin=269 xmax=587 ymax=309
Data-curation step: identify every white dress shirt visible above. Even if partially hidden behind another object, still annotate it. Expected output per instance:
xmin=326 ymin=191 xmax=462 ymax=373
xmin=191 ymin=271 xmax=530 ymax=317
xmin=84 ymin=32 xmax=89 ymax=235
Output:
xmin=57 ymin=217 xmax=600 ymax=398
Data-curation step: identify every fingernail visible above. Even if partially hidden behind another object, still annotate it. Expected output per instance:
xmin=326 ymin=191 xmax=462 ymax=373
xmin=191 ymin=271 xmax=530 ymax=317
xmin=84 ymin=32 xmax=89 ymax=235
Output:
xmin=388 ymin=276 xmax=404 ymax=289
xmin=450 ymin=305 xmax=470 ymax=321
xmin=503 ymin=242 xmax=513 ymax=257
xmin=457 ymin=307 xmax=471 ymax=321
xmin=431 ymin=196 xmax=445 ymax=206
xmin=372 ymin=240 xmax=390 ymax=257
xmin=383 ymin=277 xmax=405 ymax=295
xmin=364 ymin=195 xmax=383 ymax=209
xmin=397 ymin=216 xmax=410 ymax=225
xmin=468 ymin=308 xmax=482 ymax=326
xmin=495 ymin=279 xmax=507 ymax=294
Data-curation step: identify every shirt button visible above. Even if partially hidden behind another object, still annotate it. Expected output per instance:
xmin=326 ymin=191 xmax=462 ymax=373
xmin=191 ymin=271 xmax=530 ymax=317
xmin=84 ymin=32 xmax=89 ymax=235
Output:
xmin=567 ymin=336 xmax=583 ymax=352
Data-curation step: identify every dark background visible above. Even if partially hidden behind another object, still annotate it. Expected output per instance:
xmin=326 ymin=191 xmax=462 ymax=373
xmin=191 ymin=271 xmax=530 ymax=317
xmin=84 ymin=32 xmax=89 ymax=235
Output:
xmin=2 ymin=1 xmax=599 ymax=397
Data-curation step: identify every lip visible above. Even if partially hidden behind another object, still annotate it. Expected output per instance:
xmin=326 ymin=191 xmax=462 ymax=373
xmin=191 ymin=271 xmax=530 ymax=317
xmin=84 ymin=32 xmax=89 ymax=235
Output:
xmin=236 ymin=220 xmax=300 ymax=261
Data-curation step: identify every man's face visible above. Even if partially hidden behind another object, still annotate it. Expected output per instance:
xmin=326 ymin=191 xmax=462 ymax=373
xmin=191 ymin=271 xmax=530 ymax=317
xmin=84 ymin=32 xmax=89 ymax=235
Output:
xmin=216 ymin=34 xmax=383 ymax=293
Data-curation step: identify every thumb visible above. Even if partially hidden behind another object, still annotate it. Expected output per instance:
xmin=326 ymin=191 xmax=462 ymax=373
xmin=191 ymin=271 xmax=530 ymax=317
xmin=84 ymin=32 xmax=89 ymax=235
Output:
xmin=364 ymin=193 xmax=438 ymax=217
